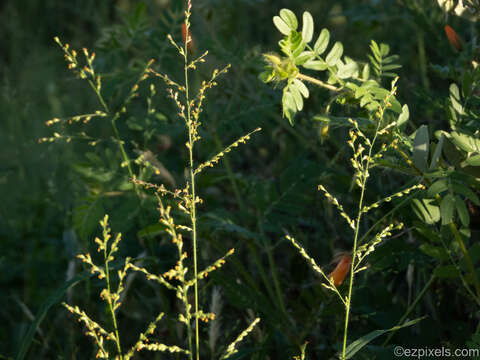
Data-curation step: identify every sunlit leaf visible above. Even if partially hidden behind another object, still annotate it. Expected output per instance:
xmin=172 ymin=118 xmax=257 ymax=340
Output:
xmin=289 ymin=85 xmax=304 ymax=111
xmin=397 ymin=104 xmax=409 ymax=128
xmin=314 ymin=28 xmax=330 ymax=55
xmin=412 ymin=198 xmax=440 ymax=224
xmin=449 ymin=83 xmax=464 ymax=115
xmin=301 ymin=11 xmax=314 ymax=43
xmin=273 ymin=16 xmax=291 ymax=35
xmin=293 ymin=78 xmax=309 ymax=98
xmin=279 ymin=9 xmax=298 ymax=31
xmin=325 ymin=42 xmax=343 ymax=66
xmin=303 ymin=59 xmax=328 ymax=71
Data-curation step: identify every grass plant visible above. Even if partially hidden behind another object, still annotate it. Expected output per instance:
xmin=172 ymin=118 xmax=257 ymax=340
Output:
xmin=59 ymin=1 xmax=260 ymax=358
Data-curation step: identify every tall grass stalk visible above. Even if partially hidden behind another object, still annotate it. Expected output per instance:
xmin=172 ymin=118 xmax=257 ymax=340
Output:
xmin=341 ymin=82 xmax=396 ymax=357
xmin=287 ymin=78 xmax=424 ymax=359
xmin=61 ymin=1 xmax=261 ymax=358
xmin=182 ymin=3 xmax=200 ymax=356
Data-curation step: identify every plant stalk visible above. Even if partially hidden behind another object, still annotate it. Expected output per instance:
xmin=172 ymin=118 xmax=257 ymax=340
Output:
xmin=297 ymin=73 xmax=341 ymax=92
xmin=342 ymin=109 xmax=383 ymax=359
xmin=104 ymin=247 xmax=123 ymax=359
xmin=184 ymin=13 xmax=200 ymax=360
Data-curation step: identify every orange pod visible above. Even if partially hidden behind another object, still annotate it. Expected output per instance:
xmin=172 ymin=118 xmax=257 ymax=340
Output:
xmin=444 ymin=25 xmax=463 ymax=52
xmin=182 ymin=23 xmax=194 ymax=53
xmin=328 ymin=254 xmax=352 ymax=286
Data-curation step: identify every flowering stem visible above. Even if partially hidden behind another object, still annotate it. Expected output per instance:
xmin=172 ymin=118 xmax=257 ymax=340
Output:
xmin=342 ymin=110 xmax=383 ymax=359
xmin=104 ymin=243 xmax=123 ymax=358
xmin=183 ymin=4 xmax=200 ymax=359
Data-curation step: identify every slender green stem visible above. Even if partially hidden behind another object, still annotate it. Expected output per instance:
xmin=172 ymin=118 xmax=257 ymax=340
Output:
xmin=104 ymin=248 xmax=122 ymax=358
xmin=87 ymin=79 xmax=110 ymax=114
xmin=158 ymin=197 xmax=194 ymax=359
xmin=183 ymin=12 xmax=200 ymax=359
xmin=189 ymin=132 xmax=200 ymax=360
xmin=342 ymin=113 xmax=383 ymax=359
xmin=111 ymin=116 xmax=136 ymax=185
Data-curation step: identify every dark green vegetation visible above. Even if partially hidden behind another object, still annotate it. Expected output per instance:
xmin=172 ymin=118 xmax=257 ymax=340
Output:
xmin=3 ymin=0 xmax=480 ymax=359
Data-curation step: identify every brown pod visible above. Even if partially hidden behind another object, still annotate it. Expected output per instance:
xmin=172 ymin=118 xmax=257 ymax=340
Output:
xmin=445 ymin=25 xmax=463 ymax=52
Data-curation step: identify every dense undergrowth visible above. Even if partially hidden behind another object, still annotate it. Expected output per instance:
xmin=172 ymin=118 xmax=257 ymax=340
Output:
xmin=3 ymin=0 xmax=480 ymax=359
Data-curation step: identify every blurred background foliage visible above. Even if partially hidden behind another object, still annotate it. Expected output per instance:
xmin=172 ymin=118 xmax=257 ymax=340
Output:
xmin=2 ymin=0 xmax=480 ymax=359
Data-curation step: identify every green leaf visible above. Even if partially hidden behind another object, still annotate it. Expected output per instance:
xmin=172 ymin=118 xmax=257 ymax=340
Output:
xmin=303 ymin=59 xmax=328 ymax=71
xmin=293 ymin=78 xmax=309 ymax=98
xmin=443 ymin=137 xmax=465 ymax=166
xmin=282 ymin=90 xmax=297 ymax=125
xmin=427 ymin=180 xmax=449 ymax=197
xmin=412 ymin=198 xmax=440 ymax=224
xmin=382 ymin=64 xmax=402 ymax=71
xmin=337 ymin=61 xmax=358 ymax=79
xmin=383 ymin=55 xmax=399 ymax=64
xmin=440 ymin=193 xmax=455 ymax=225
xmin=397 ymin=104 xmax=409 ymax=128
xmin=343 ymin=317 xmax=425 ymax=359
xmin=413 ymin=125 xmax=429 ymax=173
xmin=290 ymin=31 xmax=306 ymax=57
xmin=449 ymin=83 xmax=464 ymax=115
xmin=455 ymin=195 xmax=470 ymax=227
xmin=301 ymin=11 xmax=314 ymax=43
xmin=429 ymin=133 xmax=445 ymax=170
xmin=273 ymin=16 xmax=291 ymax=35
xmin=451 ymin=182 xmax=480 ymax=205
xmin=368 ymin=54 xmax=379 ymax=69
xmin=314 ymin=28 xmax=330 ymax=55
xmin=279 ymin=9 xmax=298 ymax=31
xmin=325 ymin=42 xmax=343 ymax=66
xmin=295 ymin=51 xmax=315 ymax=65
xmin=259 ymin=69 xmax=275 ymax=83
xmin=380 ymin=43 xmax=390 ymax=57
xmin=370 ymin=40 xmax=381 ymax=60
xmin=450 ymin=131 xmax=480 ymax=153
xmin=465 ymin=154 xmax=480 ymax=166
xmin=362 ymin=63 xmax=370 ymax=80
xmin=289 ymin=85 xmax=304 ymax=111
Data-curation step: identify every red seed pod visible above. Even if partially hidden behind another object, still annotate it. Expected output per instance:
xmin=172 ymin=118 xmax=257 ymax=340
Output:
xmin=445 ymin=25 xmax=463 ymax=52
xmin=328 ymin=254 xmax=352 ymax=286
xmin=182 ymin=23 xmax=194 ymax=53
